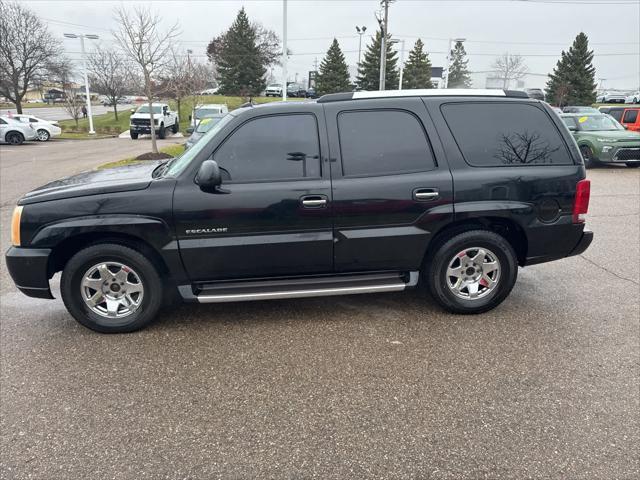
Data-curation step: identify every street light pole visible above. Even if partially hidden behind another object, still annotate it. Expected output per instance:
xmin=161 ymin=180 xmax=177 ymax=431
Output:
xmin=64 ymin=33 xmax=99 ymax=134
xmin=282 ymin=0 xmax=288 ymax=101
xmin=356 ymin=26 xmax=367 ymax=68
xmin=398 ymin=39 xmax=405 ymax=90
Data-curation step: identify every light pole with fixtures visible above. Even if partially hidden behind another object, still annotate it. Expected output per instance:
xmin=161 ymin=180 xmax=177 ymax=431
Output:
xmin=64 ymin=33 xmax=99 ymax=134
xmin=390 ymin=38 xmax=406 ymax=90
xmin=355 ymin=25 xmax=367 ymax=67
xmin=443 ymin=37 xmax=466 ymax=89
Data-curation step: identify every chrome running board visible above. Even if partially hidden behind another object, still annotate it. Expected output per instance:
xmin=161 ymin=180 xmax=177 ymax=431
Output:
xmin=181 ymin=271 xmax=419 ymax=304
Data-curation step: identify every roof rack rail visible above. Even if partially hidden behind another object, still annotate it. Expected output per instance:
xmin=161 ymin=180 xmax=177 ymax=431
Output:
xmin=317 ymin=89 xmax=530 ymax=103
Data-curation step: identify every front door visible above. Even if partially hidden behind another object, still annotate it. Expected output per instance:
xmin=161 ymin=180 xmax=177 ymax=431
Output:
xmin=173 ymin=108 xmax=333 ymax=282
xmin=323 ymin=98 xmax=454 ymax=272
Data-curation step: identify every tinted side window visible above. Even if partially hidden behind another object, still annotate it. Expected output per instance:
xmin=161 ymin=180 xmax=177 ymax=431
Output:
xmin=0 ymin=118 xmax=6 ymax=125
xmin=213 ymin=114 xmax=320 ymax=182
xmin=622 ymin=109 xmax=638 ymax=123
xmin=609 ymin=109 xmax=624 ymax=121
xmin=337 ymin=110 xmax=435 ymax=176
xmin=442 ymin=103 xmax=573 ymax=166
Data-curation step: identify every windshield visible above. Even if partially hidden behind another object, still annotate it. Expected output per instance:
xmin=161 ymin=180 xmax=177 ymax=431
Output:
xmin=195 ymin=116 xmax=223 ymax=133
xmin=268 ymin=84 xmax=281 ymax=89
xmin=137 ymin=105 xmax=162 ymax=114
xmin=195 ymin=108 xmax=221 ymax=119
xmin=576 ymin=114 xmax=624 ymax=132
xmin=164 ymin=113 xmax=235 ymax=177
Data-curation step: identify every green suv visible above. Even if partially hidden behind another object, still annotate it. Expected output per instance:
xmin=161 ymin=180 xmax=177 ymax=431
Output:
xmin=561 ymin=113 xmax=640 ymax=168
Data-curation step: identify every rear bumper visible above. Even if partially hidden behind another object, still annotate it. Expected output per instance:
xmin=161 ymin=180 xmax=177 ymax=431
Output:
xmin=5 ymin=247 xmax=54 ymax=299
xmin=567 ymin=229 xmax=593 ymax=257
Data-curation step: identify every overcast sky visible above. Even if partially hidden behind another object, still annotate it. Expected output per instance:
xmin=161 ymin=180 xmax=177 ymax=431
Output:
xmin=35 ymin=0 xmax=640 ymax=91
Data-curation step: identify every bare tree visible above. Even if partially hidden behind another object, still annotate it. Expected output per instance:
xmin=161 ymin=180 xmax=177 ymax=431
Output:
xmin=159 ymin=49 xmax=211 ymax=123
xmin=495 ymin=131 xmax=559 ymax=165
xmin=0 ymin=1 xmax=63 ymax=113
xmin=113 ymin=6 xmax=179 ymax=154
xmin=491 ymin=53 xmax=528 ymax=89
xmin=87 ymin=46 xmax=132 ymax=120
xmin=48 ymin=57 xmax=82 ymax=127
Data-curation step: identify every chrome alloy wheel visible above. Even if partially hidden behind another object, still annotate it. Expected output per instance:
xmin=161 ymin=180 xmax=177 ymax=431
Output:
xmin=446 ymin=247 xmax=501 ymax=300
xmin=80 ymin=262 xmax=144 ymax=318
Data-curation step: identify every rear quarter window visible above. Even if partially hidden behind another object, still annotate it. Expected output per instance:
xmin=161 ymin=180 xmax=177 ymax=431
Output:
xmin=622 ymin=109 xmax=639 ymax=124
xmin=441 ymin=102 xmax=574 ymax=167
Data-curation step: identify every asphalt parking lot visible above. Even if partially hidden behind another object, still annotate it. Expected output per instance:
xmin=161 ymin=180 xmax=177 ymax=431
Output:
xmin=1 ymin=139 xmax=638 ymax=479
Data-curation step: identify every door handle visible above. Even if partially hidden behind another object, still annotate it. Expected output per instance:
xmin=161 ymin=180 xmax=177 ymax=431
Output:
xmin=413 ymin=188 xmax=439 ymax=201
xmin=300 ymin=195 xmax=327 ymax=208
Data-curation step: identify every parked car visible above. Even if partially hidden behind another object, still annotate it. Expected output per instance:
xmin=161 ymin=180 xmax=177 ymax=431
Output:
xmin=562 ymin=106 xmax=599 ymax=114
xmin=190 ymin=104 xmax=228 ymax=128
xmin=287 ymin=83 xmax=306 ymax=98
xmin=199 ymin=88 xmax=220 ymax=95
xmin=265 ymin=84 xmax=283 ymax=97
xmin=625 ymin=91 xmax=640 ymax=104
xmin=616 ymin=107 xmax=640 ymax=132
xmin=306 ymin=87 xmax=318 ymax=99
xmin=129 ymin=103 xmax=179 ymax=139
xmin=596 ymin=91 xmax=627 ymax=104
xmin=26 ymin=98 xmax=44 ymax=104
xmin=0 ymin=117 xmax=37 ymax=144
xmin=524 ymin=88 xmax=545 ymax=101
xmin=185 ymin=114 xmax=226 ymax=149
xmin=11 ymin=114 xmax=62 ymax=142
xmin=6 ymin=89 xmax=594 ymax=333
xmin=561 ymin=113 xmax=640 ymax=168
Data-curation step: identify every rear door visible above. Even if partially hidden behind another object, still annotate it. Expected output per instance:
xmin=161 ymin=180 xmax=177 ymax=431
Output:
xmin=323 ymin=98 xmax=454 ymax=272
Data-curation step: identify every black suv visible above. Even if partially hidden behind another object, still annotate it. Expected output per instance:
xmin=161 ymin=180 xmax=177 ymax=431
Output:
xmin=6 ymin=90 xmax=593 ymax=333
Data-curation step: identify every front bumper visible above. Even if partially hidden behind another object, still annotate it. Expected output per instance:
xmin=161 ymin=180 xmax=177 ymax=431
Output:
xmin=597 ymin=146 xmax=640 ymax=163
xmin=5 ymin=247 xmax=54 ymax=299
xmin=130 ymin=125 xmax=157 ymax=134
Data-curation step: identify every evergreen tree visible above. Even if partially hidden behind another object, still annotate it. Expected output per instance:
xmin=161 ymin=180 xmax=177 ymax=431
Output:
xmin=214 ymin=8 xmax=266 ymax=96
xmin=316 ymin=39 xmax=351 ymax=95
xmin=356 ymin=29 xmax=399 ymax=90
xmin=447 ymin=41 xmax=472 ymax=88
xmin=546 ymin=32 xmax=596 ymax=106
xmin=402 ymin=39 xmax=433 ymax=89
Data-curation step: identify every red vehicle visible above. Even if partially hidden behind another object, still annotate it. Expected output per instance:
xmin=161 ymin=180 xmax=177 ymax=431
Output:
xmin=620 ymin=107 xmax=640 ymax=132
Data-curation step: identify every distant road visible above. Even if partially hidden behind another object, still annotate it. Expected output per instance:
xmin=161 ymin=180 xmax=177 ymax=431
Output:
xmin=2 ymin=104 xmax=131 ymax=122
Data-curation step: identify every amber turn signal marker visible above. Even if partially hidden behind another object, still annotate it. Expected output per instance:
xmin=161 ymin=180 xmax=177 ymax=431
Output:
xmin=11 ymin=206 xmax=23 ymax=246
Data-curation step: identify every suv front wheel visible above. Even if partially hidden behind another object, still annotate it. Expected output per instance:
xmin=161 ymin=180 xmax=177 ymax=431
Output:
xmin=426 ymin=230 xmax=518 ymax=314
xmin=61 ymin=243 xmax=163 ymax=333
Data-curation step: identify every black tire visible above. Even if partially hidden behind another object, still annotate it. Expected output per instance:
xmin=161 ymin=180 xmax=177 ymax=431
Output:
xmin=626 ymin=163 xmax=640 ymax=168
xmin=425 ymin=230 xmax=518 ymax=315
xmin=36 ymin=129 xmax=50 ymax=142
xmin=61 ymin=243 xmax=163 ymax=333
xmin=172 ymin=120 xmax=179 ymax=134
xmin=130 ymin=130 xmax=138 ymax=140
xmin=158 ymin=124 xmax=166 ymax=139
xmin=580 ymin=145 xmax=597 ymax=169
xmin=5 ymin=131 xmax=24 ymax=145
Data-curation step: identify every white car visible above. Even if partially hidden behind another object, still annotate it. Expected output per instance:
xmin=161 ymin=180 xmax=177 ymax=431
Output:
xmin=200 ymin=87 xmax=220 ymax=95
xmin=265 ymin=84 xmax=283 ymax=97
xmin=625 ymin=91 xmax=640 ymax=104
xmin=11 ymin=114 xmax=62 ymax=141
xmin=596 ymin=91 xmax=627 ymax=104
xmin=0 ymin=117 xmax=37 ymax=144
xmin=190 ymin=104 xmax=228 ymax=127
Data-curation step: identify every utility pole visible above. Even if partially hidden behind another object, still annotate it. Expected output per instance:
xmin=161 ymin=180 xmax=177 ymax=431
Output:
xmin=187 ymin=49 xmax=195 ymax=125
xmin=444 ymin=37 xmax=466 ymax=89
xmin=398 ymin=39 xmax=405 ymax=90
xmin=282 ymin=0 xmax=288 ymax=101
xmin=64 ymin=33 xmax=99 ymax=134
xmin=378 ymin=0 xmax=391 ymax=90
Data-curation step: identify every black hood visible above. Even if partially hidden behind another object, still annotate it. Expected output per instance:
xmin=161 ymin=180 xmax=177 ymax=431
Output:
xmin=19 ymin=161 xmax=163 ymax=205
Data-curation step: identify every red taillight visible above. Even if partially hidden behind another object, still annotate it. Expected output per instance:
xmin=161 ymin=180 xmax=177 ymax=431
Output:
xmin=573 ymin=179 xmax=590 ymax=224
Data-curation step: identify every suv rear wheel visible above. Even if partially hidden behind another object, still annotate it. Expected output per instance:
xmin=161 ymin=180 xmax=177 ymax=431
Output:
xmin=61 ymin=243 xmax=163 ymax=333
xmin=426 ymin=230 xmax=518 ymax=314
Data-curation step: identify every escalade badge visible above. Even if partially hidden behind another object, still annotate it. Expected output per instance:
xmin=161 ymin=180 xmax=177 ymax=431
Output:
xmin=186 ymin=227 xmax=228 ymax=234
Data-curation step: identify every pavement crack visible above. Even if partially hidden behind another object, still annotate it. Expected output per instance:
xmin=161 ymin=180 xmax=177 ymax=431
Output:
xmin=578 ymin=254 xmax=640 ymax=286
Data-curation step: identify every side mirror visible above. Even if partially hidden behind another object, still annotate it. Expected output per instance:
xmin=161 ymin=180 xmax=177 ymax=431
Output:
xmin=186 ymin=127 xmax=194 ymax=134
xmin=195 ymin=160 xmax=222 ymax=191
xmin=567 ymin=125 xmax=577 ymax=132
